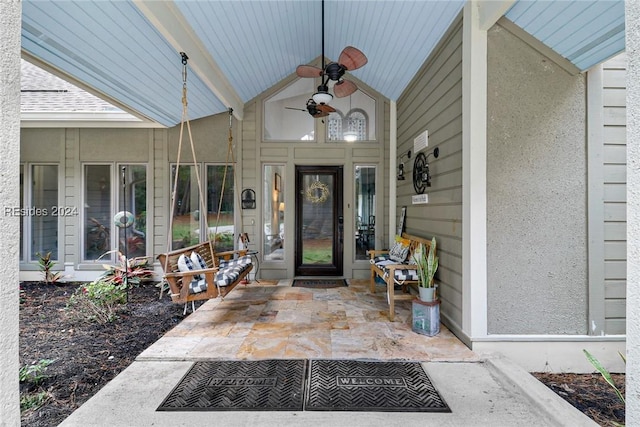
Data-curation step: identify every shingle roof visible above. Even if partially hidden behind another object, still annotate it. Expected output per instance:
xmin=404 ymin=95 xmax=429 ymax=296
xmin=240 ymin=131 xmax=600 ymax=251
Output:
xmin=21 ymin=60 xmax=122 ymax=113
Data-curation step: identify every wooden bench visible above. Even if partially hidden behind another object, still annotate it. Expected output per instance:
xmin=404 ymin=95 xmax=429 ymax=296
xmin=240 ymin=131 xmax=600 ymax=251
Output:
xmin=368 ymin=233 xmax=433 ymax=321
xmin=157 ymin=241 xmax=253 ymax=311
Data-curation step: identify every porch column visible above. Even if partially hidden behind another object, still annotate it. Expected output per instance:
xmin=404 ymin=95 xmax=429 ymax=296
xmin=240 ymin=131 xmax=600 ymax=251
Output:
xmin=389 ymin=100 xmax=397 ymax=246
xmin=462 ymin=1 xmax=488 ymax=338
xmin=0 ymin=0 xmax=22 ymax=423
xmin=626 ymin=0 xmax=640 ymax=423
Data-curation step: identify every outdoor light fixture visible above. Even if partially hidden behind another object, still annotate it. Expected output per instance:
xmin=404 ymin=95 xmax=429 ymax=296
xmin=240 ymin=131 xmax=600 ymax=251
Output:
xmin=397 ymin=150 xmax=411 ymax=181
xmin=344 ymin=131 xmax=358 ymax=142
xmin=312 ymin=84 xmax=333 ymax=105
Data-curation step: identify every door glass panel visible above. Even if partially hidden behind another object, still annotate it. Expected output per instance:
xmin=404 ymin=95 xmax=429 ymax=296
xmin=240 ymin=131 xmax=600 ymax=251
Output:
xmin=263 ymin=165 xmax=284 ymax=260
xmin=207 ymin=165 xmax=234 ymax=252
xmin=301 ymin=173 xmax=334 ymax=265
xmin=118 ymin=165 xmax=146 ymax=258
xmin=31 ymin=165 xmax=59 ymax=260
xmin=171 ymin=165 xmax=200 ymax=249
xmin=355 ymin=166 xmax=376 ymax=260
xmin=84 ymin=165 xmax=111 ymax=260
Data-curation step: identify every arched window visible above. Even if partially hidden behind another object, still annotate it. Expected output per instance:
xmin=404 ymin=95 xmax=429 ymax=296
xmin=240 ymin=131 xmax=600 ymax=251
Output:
xmin=345 ymin=109 xmax=368 ymax=141
xmin=324 ymin=89 xmax=376 ymax=141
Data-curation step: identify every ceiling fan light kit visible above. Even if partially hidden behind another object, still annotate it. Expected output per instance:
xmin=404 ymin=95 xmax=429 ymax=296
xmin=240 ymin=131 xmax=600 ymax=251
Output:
xmin=312 ymin=85 xmax=333 ymax=105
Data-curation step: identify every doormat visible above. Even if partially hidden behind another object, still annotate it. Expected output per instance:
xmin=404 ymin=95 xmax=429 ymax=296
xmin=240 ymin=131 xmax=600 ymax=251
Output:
xmin=305 ymin=360 xmax=450 ymax=412
xmin=292 ymin=279 xmax=348 ymax=289
xmin=157 ymin=360 xmax=306 ymax=411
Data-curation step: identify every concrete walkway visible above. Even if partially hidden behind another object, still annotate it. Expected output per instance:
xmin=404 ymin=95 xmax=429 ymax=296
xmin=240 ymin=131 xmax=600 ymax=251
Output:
xmin=60 ymin=280 xmax=598 ymax=426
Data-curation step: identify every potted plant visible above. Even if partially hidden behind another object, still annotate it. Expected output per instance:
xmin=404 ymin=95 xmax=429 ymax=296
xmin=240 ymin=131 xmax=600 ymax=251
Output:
xmin=413 ymin=237 xmax=438 ymax=302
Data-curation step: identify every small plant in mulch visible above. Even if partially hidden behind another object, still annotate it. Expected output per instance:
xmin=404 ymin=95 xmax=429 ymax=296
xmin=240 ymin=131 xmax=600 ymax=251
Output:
xmin=67 ymin=281 xmax=128 ymax=324
xmin=20 ymin=359 xmax=56 ymax=386
xmin=36 ymin=252 xmax=63 ymax=284
xmin=19 ymin=359 xmax=55 ymax=413
xmin=584 ymin=349 xmax=626 ymax=426
xmin=96 ymin=250 xmax=155 ymax=288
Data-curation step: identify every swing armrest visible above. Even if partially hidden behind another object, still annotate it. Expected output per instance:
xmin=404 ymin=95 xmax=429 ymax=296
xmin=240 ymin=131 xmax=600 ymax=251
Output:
xmin=214 ymin=249 xmax=248 ymax=261
xmin=164 ymin=268 xmax=219 ymax=300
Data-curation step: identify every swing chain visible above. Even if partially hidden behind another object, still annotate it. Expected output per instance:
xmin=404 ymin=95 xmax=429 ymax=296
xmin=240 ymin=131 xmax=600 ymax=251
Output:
xmin=180 ymin=52 xmax=189 ymax=107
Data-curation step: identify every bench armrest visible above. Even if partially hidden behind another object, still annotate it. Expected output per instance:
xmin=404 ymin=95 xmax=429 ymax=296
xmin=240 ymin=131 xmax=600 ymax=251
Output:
xmin=367 ymin=249 xmax=389 ymax=259
xmin=215 ymin=249 xmax=249 ymax=260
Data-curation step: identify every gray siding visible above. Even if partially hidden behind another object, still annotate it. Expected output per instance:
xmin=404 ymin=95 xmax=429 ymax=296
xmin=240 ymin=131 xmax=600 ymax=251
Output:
xmin=486 ymin=24 xmax=588 ymax=334
xmin=589 ymin=53 xmax=627 ymax=335
xmin=397 ymin=15 xmax=463 ymax=330
xmin=152 ymin=128 xmax=168 ymax=259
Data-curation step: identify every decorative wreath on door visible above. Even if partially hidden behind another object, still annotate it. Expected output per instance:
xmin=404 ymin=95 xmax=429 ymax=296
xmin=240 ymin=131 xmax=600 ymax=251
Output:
xmin=305 ymin=181 xmax=330 ymax=204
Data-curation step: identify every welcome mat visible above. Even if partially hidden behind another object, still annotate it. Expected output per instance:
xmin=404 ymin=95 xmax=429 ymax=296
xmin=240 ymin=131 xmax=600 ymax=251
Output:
xmin=157 ymin=360 xmax=306 ymax=411
xmin=158 ymin=360 xmax=449 ymax=413
xmin=292 ymin=279 xmax=348 ymax=289
xmin=305 ymin=360 xmax=450 ymax=412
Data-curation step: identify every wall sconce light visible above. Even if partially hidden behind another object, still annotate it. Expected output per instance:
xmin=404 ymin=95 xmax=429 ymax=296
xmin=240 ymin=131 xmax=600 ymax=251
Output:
xmin=413 ymin=147 xmax=440 ymax=194
xmin=397 ymin=150 xmax=411 ymax=181
xmin=241 ymin=189 xmax=256 ymax=209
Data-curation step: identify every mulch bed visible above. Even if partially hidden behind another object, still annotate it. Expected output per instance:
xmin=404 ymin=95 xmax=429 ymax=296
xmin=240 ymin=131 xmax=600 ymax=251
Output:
xmin=19 ymin=281 xmax=625 ymax=426
xmin=532 ymin=372 xmax=625 ymax=426
xmin=19 ymin=281 xmax=197 ymax=427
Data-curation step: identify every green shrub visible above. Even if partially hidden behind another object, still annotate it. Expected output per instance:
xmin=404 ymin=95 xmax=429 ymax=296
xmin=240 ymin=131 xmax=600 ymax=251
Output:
xmin=68 ymin=281 xmax=127 ymax=323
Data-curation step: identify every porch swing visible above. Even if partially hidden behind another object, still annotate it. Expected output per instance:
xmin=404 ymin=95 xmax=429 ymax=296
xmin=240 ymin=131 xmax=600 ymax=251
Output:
xmin=157 ymin=52 xmax=252 ymax=312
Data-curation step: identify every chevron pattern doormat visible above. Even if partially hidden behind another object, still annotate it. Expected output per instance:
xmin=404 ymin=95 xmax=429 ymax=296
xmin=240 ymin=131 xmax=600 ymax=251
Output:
xmin=305 ymin=359 xmax=450 ymax=412
xmin=157 ymin=360 xmax=306 ymax=411
xmin=158 ymin=360 xmax=449 ymax=412
xmin=292 ymin=279 xmax=348 ymax=288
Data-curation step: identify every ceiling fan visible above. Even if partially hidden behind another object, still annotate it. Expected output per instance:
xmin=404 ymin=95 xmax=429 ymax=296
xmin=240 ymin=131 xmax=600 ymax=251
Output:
xmin=295 ymin=0 xmax=368 ymax=106
xmin=285 ymin=98 xmax=336 ymax=118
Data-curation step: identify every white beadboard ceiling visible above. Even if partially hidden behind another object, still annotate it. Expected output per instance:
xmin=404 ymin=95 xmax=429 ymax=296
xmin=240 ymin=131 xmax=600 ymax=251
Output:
xmin=505 ymin=0 xmax=625 ymax=71
xmin=21 ymin=0 xmax=624 ymax=127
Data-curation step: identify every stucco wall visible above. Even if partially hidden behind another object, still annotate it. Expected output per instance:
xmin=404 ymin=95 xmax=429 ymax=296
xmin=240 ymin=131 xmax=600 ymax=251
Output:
xmin=0 ymin=1 xmax=21 ymax=423
xmin=625 ymin=0 xmax=640 ymax=423
xmin=486 ymin=25 xmax=587 ymax=334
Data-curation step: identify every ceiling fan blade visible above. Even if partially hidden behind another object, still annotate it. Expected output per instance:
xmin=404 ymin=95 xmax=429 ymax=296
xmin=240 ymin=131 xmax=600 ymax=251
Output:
xmin=285 ymin=107 xmax=307 ymax=112
xmin=296 ymin=65 xmax=323 ymax=78
xmin=317 ymin=104 xmax=336 ymax=113
xmin=313 ymin=110 xmax=330 ymax=118
xmin=338 ymin=46 xmax=368 ymax=71
xmin=334 ymin=79 xmax=357 ymax=98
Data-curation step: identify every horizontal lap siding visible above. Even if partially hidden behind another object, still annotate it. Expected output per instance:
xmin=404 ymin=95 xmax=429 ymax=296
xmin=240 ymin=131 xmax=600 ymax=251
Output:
xmin=153 ymin=129 xmax=168 ymax=258
xmin=602 ymin=54 xmax=627 ymax=335
xmin=397 ymin=15 xmax=463 ymax=329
